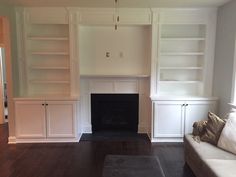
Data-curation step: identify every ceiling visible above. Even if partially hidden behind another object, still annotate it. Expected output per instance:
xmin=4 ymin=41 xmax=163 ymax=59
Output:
xmin=0 ymin=0 xmax=232 ymax=8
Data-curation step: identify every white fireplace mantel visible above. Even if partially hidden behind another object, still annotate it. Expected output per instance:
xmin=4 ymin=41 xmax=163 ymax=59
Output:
xmin=80 ymin=76 xmax=151 ymax=134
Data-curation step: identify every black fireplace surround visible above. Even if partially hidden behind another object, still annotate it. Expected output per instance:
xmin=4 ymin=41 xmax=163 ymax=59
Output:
xmin=91 ymin=94 xmax=139 ymax=133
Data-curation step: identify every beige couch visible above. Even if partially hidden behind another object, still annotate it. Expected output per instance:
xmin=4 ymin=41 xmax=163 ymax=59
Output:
xmin=184 ymin=134 xmax=236 ymax=177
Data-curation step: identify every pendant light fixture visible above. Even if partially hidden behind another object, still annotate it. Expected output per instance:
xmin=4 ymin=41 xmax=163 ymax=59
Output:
xmin=115 ymin=0 xmax=119 ymax=30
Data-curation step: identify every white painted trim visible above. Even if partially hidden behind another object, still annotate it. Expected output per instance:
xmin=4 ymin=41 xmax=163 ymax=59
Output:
xmin=15 ymin=138 xmax=79 ymax=144
xmin=9 ymin=134 xmax=82 ymax=144
xmin=80 ymin=74 xmax=150 ymax=78
xmin=150 ymin=96 xmax=218 ymax=101
xmin=138 ymin=125 xmax=148 ymax=133
xmin=151 ymin=137 xmax=183 ymax=143
xmin=13 ymin=97 xmax=79 ymax=101
xmin=8 ymin=136 xmax=17 ymax=144
xmin=82 ymin=126 xmax=92 ymax=133
xmin=230 ymin=36 xmax=236 ymax=104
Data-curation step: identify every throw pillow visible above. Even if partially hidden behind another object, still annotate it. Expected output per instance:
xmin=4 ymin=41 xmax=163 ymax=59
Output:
xmin=217 ymin=114 xmax=236 ymax=155
xmin=201 ymin=112 xmax=226 ymax=145
xmin=192 ymin=120 xmax=207 ymax=143
xmin=192 ymin=120 xmax=207 ymax=136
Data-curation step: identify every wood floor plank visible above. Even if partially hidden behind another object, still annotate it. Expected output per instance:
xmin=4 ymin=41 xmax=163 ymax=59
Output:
xmin=0 ymin=124 xmax=195 ymax=177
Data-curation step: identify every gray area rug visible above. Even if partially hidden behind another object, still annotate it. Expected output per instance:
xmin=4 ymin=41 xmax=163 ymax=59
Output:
xmin=102 ymin=155 xmax=166 ymax=177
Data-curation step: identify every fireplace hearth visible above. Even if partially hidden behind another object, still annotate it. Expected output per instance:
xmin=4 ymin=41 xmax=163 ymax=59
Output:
xmin=91 ymin=94 xmax=139 ymax=133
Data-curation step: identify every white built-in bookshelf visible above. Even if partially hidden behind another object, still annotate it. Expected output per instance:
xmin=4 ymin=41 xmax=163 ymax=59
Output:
xmin=26 ymin=24 xmax=71 ymax=96
xmin=158 ymin=24 xmax=206 ymax=96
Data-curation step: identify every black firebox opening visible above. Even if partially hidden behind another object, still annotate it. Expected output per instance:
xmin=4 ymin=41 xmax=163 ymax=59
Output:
xmin=91 ymin=94 xmax=139 ymax=133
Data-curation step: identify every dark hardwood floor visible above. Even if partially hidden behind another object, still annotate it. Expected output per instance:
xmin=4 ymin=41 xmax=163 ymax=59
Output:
xmin=0 ymin=124 xmax=195 ymax=177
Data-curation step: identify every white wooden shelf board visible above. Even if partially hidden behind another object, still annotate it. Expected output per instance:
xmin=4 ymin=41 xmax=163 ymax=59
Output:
xmin=160 ymin=52 xmax=205 ymax=56
xmin=28 ymin=36 xmax=69 ymax=41
xmin=30 ymin=80 xmax=70 ymax=84
xmin=160 ymin=23 xmax=206 ymax=25
xmin=80 ymin=74 xmax=150 ymax=78
xmin=161 ymin=37 xmax=205 ymax=41
xmin=30 ymin=66 xmax=70 ymax=70
xmin=159 ymin=67 xmax=203 ymax=70
xmin=31 ymin=52 xmax=69 ymax=55
xmin=159 ymin=81 xmax=201 ymax=84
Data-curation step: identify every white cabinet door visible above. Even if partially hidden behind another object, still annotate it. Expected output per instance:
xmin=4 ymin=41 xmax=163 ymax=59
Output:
xmin=15 ymin=101 xmax=46 ymax=138
xmin=184 ymin=101 xmax=216 ymax=134
xmin=46 ymin=101 xmax=76 ymax=138
xmin=153 ymin=101 xmax=185 ymax=138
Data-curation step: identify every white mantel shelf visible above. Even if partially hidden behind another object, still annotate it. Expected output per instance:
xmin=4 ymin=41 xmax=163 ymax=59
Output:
xmin=13 ymin=96 xmax=80 ymax=101
xmin=80 ymin=74 xmax=150 ymax=78
xmin=150 ymin=95 xmax=218 ymax=101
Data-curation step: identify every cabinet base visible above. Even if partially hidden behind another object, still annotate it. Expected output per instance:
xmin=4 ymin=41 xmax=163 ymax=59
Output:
xmin=151 ymin=137 xmax=183 ymax=143
xmin=9 ymin=134 xmax=82 ymax=144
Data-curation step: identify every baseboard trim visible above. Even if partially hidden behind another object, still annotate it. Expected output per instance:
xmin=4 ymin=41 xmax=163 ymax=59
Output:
xmin=82 ymin=126 xmax=92 ymax=133
xmin=151 ymin=137 xmax=183 ymax=143
xmin=138 ymin=125 xmax=148 ymax=133
xmin=8 ymin=136 xmax=17 ymax=144
xmin=11 ymin=137 xmax=80 ymax=144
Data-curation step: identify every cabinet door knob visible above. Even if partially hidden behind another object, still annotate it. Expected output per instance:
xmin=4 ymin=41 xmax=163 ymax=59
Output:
xmin=182 ymin=104 xmax=185 ymax=106
xmin=42 ymin=104 xmax=45 ymax=106
xmin=46 ymin=104 xmax=48 ymax=106
xmin=186 ymin=104 xmax=189 ymax=106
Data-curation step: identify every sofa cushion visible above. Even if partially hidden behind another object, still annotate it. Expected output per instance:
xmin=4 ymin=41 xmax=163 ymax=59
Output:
xmin=185 ymin=135 xmax=236 ymax=160
xmin=204 ymin=159 xmax=236 ymax=177
xmin=218 ymin=114 xmax=236 ymax=155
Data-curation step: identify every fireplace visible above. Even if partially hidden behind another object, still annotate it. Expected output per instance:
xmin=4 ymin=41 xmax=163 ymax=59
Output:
xmin=91 ymin=94 xmax=139 ymax=133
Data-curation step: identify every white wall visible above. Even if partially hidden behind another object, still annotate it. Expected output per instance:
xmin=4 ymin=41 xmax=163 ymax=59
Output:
xmin=213 ymin=0 xmax=236 ymax=116
xmin=79 ymin=26 xmax=151 ymax=75
xmin=0 ymin=5 xmax=18 ymax=97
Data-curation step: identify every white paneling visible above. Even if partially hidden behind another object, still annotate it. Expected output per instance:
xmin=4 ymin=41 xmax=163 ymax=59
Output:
xmin=89 ymin=80 xmax=114 ymax=93
xmin=26 ymin=7 xmax=68 ymax=24
xmin=114 ymin=80 xmax=138 ymax=93
xmin=46 ymin=101 xmax=76 ymax=138
xmin=118 ymin=12 xmax=151 ymax=25
xmin=15 ymin=101 xmax=46 ymax=138
xmin=159 ymin=10 xmax=207 ymax=24
xmin=79 ymin=12 xmax=115 ymax=25
xmin=153 ymin=101 xmax=185 ymax=138
xmin=79 ymin=25 xmax=151 ymax=76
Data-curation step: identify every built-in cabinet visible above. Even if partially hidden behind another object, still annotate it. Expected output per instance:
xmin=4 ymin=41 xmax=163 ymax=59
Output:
xmin=16 ymin=8 xmax=73 ymax=97
xmin=152 ymin=100 xmax=217 ymax=142
xmin=15 ymin=100 xmax=78 ymax=142
xmin=150 ymin=9 xmax=217 ymax=142
xmin=13 ymin=7 xmax=218 ymax=143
